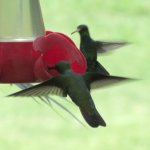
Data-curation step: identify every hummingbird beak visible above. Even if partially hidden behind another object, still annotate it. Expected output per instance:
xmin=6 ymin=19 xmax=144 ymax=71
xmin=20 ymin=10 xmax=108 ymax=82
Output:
xmin=71 ymin=29 xmax=80 ymax=35
xmin=47 ymin=66 xmax=56 ymax=72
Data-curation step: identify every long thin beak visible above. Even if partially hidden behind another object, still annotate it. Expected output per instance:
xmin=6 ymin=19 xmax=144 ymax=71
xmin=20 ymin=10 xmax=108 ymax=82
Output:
xmin=47 ymin=66 xmax=56 ymax=72
xmin=71 ymin=29 xmax=80 ymax=35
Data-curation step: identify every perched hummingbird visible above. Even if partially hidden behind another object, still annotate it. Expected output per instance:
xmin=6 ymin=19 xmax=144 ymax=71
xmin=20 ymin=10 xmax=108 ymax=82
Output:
xmin=71 ymin=24 xmax=129 ymax=75
xmin=8 ymin=61 xmax=131 ymax=127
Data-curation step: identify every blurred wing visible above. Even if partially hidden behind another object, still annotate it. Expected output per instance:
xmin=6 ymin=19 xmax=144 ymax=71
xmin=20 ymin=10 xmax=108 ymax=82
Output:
xmin=83 ymin=73 xmax=133 ymax=89
xmin=9 ymin=75 xmax=67 ymax=97
xmin=95 ymin=41 xmax=130 ymax=53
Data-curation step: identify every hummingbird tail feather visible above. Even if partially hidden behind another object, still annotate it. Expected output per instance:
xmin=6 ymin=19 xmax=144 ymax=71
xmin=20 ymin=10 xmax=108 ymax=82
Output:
xmin=79 ymin=108 xmax=106 ymax=128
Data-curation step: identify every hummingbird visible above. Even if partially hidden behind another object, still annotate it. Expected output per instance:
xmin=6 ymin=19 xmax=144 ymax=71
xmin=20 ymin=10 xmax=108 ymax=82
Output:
xmin=71 ymin=24 xmax=129 ymax=75
xmin=8 ymin=61 xmax=131 ymax=128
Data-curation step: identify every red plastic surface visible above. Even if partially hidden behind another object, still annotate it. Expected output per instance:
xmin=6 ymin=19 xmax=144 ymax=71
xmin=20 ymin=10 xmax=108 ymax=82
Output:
xmin=0 ymin=42 xmax=40 ymax=83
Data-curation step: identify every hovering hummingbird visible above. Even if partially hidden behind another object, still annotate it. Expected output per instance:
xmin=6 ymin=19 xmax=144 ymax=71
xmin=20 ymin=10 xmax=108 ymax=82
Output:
xmin=71 ymin=24 xmax=129 ymax=74
xmin=8 ymin=61 xmax=131 ymax=128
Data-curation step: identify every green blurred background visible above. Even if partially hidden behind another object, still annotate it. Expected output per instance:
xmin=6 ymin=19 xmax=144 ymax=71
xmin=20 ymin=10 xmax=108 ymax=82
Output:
xmin=0 ymin=0 xmax=149 ymax=149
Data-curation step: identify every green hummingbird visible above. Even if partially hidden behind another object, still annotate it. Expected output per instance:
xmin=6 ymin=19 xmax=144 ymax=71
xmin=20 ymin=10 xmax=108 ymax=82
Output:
xmin=8 ymin=61 xmax=131 ymax=128
xmin=71 ymin=24 xmax=129 ymax=75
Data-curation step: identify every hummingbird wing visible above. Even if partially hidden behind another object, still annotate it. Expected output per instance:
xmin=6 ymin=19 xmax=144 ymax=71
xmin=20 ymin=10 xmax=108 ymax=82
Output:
xmin=83 ymin=73 xmax=132 ymax=90
xmin=95 ymin=41 xmax=130 ymax=53
xmin=95 ymin=61 xmax=110 ymax=75
xmin=8 ymin=75 xmax=67 ymax=97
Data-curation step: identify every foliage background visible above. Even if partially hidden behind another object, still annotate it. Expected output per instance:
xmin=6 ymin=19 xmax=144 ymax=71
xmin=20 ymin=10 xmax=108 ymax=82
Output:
xmin=0 ymin=0 xmax=149 ymax=150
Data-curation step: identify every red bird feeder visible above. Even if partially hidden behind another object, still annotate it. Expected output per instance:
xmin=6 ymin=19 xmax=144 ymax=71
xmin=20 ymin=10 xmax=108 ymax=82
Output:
xmin=0 ymin=0 xmax=86 ymax=83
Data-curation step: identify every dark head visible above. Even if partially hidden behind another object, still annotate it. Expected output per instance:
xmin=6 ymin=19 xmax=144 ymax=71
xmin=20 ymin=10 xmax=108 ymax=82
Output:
xmin=48 ymin=61 xmax=71 ymax=74
xmin=71 ymin=24 xmax=89 ymax=35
